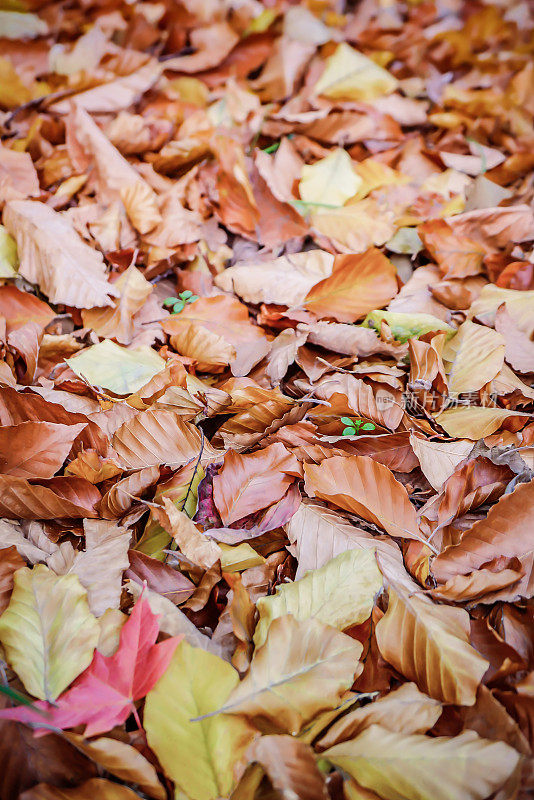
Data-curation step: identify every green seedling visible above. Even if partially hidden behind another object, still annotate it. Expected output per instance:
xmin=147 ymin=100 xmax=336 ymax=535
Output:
xmin=163 ymin=290 xmax=199 ymax=314
xmin=341 ymin=416 xmax=376 ymax=436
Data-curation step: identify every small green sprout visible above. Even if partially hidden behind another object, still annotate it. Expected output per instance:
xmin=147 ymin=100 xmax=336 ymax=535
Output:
xmin=163 ymin=290 xmax=199 ymax=314
xmin=341 ymin=416 xmax=376 ymax=436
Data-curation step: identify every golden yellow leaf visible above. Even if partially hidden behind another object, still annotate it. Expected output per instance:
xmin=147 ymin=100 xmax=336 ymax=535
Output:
xmin=219 ymin=615 xmax=363 ymax=734
xmin=434 ymin=406 xmax=530 ymax=439
xmin=375 ymin=585 xmax=488 ymax=705
xmin=314 ymin=43 xmax=398 ymax=101
xmin=323 ymin=726 xmax=521 ymax=800
xmin=0 ymin=564 xmax=99 ymax=700
xmin=254 ymin=548 xmax=382 ymax=647
xmin=144 ymin=641 xmax=256 ymax=800
xmin=0 ymin=225 xmax=18 ymax=278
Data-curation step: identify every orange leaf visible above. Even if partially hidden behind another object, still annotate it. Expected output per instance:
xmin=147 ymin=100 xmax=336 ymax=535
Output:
xmin=304 ymin=248 xmax=398 ymax=323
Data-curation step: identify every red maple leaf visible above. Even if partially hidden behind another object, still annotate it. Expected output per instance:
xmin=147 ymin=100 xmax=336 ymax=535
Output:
xmin=0 ymin=596 xmax=182 ymax=737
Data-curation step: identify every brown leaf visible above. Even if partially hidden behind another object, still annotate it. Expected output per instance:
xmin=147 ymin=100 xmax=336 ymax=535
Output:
xmin=0 ymin=694 xmax=95 ymax=800
xmin=304 ymin=249 xmax=398 ymax=322
xmin=112 ymin=410 xmax=220 ymax=469
xmin=375 ymin=584 xmax=489 ymax=705
xmin=419 ymin=219 xmax=488 ymax=279
xmin=0 ymin=545 xmax=25 ymax=615
xmin=49 ymin=62 xmax=162 ymax=114
xmin=0 ymin=422 xmax=86 ymax=479
xmin=19 ymin=779 xmax=145 ymax=800
xmin=213 ymin=443 xmax=301 ymax=525
xmin=304 ymin=455 xmax=422 ymax=541
xmin=3 ymin=201 xmax=118 ymax=308
xmin=0 ymin=475 xmax=101 ymax=519
xmin=245 ymin=735 xmax=328 ymax=800
xmin=125 ymin=550 xmax=195 ymax=604
xmin=0 ymin=286 xmax=54 ymax=335
xmin=432 ymin=479 xmax=534 ymax=598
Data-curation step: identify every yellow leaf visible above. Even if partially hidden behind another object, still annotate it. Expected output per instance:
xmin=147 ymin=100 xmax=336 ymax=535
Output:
xmin=254 ymin=548 xmax=382 ymax=647
xmin=434 ymin=405 xmax=530 ymax=439
xmin=375 ymin=585 xmax=488 ymax=705
xmin=0 ymin=564 xmax=98 ymax=701
xmin=299 ymin=149 xmax=363 ymax=207
xmin=363 ymin=310 xmax=454 ymax=342
xmin=219 ymin=542 xmax=265 ymax=572
xmin=314 ymin=43 xmax=398 ymax=101
xmin=441 ymin=320 xmax=505 ymax=394
xmin=66 ymin=339 xmax=166 ymax=396
xmin=144 ymin=641 xmax=256 ymax=800
xmin=0 ymin=224 xmax=18 ymax=278
xmin=219 ymin=615 xmax=363 ymax=735
xmin=323 ymin=726 xmax=521 ymax=800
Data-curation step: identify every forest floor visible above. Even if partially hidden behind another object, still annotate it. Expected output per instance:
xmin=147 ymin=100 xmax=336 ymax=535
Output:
xmin=0 ymin=1 xmax=534 ymax=799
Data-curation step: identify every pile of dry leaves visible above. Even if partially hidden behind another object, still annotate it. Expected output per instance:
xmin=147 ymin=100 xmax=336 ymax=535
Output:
xmin=0 ymin=0 xmax=534 ymax=797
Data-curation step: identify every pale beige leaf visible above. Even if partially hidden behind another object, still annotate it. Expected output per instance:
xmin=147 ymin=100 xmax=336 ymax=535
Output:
xmin=254 ymin=548 xmax=382 ymax=647
xmin=48 ymin=520 xmax=130 ymax=617
xmin=3 ymin=201 xmax=117 ymax=309
xmin=82 ymin=265 xmax=152 ymax=345
xmin=67 ymin=105 xmax=160 ymax=234
xmin=219 ymin=615 xmax=363 ymax=734
xmin=318 ymin=683 xmax=442 ymax=750
xmin=324 ymin=726 xmax=521 ymax=800
xmin=375 ymin=584 xmax=489 ymax=705
xmin=285 ymin=500 xmax=419 ymax=592
xmin=214 ymin=250 xmax=334 ymax=307
xmin=304 ymin=455 xmax=421 ymax=540
xmin=126 ymin=580 xmax=227 ymax=659
xmin=51 ymin=62 xmax=162 ymax=114
xmin=409 ymin=434 xmax=473 ymax=491
xmin=157 ymin=498 xmax=221 ymax=569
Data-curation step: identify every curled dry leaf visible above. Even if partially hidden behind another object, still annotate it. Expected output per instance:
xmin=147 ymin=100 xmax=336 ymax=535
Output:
xmin=3 ymin=201 xmax=118 ymax=309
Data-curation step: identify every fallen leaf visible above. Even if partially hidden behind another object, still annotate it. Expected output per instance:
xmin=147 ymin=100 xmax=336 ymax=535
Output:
xmin=254 ymin=548 xmax=382 ymax=647
xmin=213 ymin=443 xmax=301 ymax=525
xmin=0 ymin=564 xmax=99 ymax=701
xmin=375 ymin=583 xmax=489 ymax=705
xmin=409 ymin=434 xmax=473 ymax=491
xmin=66 ymin=339 xmax=166 ymax=395
xmin=304 ymin=455 xmax=422 ymax=541
xmin=144 ymin=640 xmax=256 ymax=800
xmin=0 ymin=596 xmax=182 ymax=736
xmin=19 ymin=779 xmax=147 ymax=800
xmin=323 ymin=726 xmax=521 ymax=800
xmin=314 ymin=43 xmax=398 ymax=101
xmin=3 ymin=201 xmax=118 ymax=309
xmin=217 ymin=614 xmax=363 ymax=734
xmin=304 ymin=249 xmax=398 ymax=322
xmin=244 ymin=735 xmax=328 ymax=800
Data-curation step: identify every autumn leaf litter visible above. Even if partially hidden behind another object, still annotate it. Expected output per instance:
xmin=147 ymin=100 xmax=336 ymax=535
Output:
xmin=0 ymin=1 xmax=534 ymax=798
